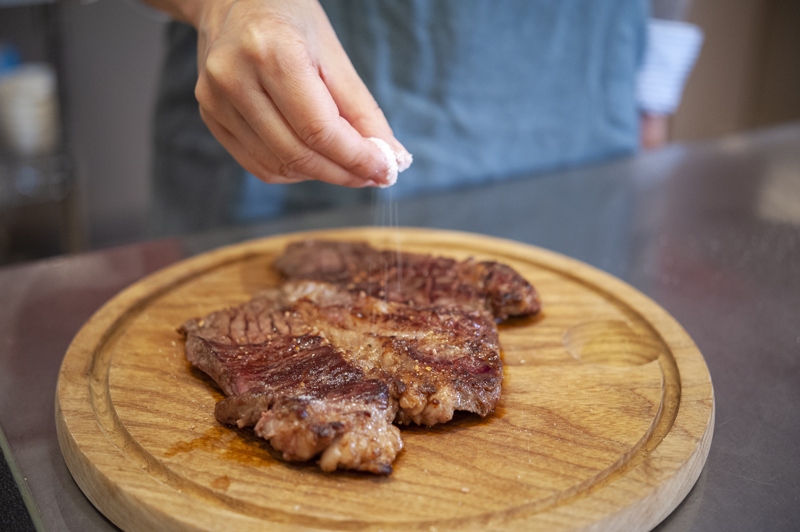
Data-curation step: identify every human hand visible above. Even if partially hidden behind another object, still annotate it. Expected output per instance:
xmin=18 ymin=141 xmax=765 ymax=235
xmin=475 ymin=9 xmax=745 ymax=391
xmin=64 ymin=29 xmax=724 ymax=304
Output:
xmin=186 ymin=0 xmax=410 ymax=187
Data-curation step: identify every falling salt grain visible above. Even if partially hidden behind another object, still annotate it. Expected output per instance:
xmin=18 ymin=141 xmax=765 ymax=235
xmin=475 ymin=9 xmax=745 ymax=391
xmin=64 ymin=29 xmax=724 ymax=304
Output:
xmin=461 ymin=487 xmax=470 ymax=493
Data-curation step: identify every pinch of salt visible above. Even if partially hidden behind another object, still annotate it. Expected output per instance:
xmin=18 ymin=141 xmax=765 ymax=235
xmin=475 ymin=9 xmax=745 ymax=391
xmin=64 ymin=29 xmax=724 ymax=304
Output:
xmin=367 ymin=137 xmax=412 ymax=188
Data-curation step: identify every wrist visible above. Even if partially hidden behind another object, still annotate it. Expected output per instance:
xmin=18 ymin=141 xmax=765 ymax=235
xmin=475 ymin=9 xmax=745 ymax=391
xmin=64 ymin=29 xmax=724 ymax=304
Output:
xmin=178 ymin=0 xmax=217 ymax=29
xmin=193 ymin=0 xmax=239 ymax=38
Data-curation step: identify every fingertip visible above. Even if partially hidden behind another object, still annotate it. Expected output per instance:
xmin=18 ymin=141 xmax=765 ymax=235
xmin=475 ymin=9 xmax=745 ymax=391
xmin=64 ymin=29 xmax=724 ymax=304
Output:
xmin=364 ymin=136 xmax=412 ymax=185
xmin=379 ymin=137 xmax=409 ymax=169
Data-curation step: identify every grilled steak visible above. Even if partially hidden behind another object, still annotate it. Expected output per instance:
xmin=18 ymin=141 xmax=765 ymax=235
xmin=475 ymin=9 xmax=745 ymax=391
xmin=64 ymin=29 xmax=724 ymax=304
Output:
xmin=273 ymin=240 xmax=540 ymax=320
xmin=180 ymin=241 xmax=540 ymax=474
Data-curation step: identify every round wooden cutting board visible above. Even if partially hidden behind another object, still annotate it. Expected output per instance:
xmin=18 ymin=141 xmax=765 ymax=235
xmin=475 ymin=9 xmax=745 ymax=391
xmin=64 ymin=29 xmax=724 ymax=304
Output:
xmin=56 ymin=228 xmax=714 ymax=532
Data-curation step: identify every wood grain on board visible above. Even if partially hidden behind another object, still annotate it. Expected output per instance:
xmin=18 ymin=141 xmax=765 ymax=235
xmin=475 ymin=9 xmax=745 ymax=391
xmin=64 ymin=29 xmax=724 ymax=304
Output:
xmin=56 ymin=228 xmax=714 ymax=532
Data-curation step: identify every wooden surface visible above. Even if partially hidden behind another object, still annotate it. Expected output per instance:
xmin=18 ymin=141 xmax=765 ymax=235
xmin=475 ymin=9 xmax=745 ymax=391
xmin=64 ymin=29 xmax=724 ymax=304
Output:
xmin=55 ymin=228 xmax=714 ymax=532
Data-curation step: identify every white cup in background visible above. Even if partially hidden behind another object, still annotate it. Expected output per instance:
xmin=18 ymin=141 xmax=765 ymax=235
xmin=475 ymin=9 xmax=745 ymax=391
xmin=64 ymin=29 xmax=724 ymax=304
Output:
xmin=0 ymin=63 xmax=61 ymax=157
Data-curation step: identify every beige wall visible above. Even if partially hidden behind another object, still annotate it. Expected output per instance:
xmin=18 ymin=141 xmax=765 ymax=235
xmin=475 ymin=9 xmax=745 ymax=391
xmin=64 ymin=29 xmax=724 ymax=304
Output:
xmin=673 ymin=0 xmax=800 ymax=141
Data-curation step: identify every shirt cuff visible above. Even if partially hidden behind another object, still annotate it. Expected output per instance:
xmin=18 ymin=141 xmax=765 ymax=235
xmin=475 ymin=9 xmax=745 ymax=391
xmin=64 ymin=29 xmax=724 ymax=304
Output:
xmin=637 ymin=19 xmax=704 ymax=115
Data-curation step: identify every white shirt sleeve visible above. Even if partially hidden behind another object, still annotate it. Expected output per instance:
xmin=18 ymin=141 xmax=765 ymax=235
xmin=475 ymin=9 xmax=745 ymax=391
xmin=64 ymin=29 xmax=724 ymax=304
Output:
xmin=637 ymin=18 xmax=704 ymax=115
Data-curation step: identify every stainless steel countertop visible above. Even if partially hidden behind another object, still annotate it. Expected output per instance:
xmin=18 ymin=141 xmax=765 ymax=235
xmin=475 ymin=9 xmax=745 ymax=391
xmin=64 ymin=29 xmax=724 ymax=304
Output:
xmin=2 ymin=124 xmax=799 ymax=531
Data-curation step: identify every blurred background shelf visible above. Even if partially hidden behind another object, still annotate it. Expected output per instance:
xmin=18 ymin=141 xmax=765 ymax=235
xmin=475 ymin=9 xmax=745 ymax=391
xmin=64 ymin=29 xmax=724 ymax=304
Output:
xmin=0 ymin=152 xmax=78 ymax=263
xmin=0 ymin=153 xmax=71 ymax=206
xmin=0 ymin=0 xmax=83 ymax=264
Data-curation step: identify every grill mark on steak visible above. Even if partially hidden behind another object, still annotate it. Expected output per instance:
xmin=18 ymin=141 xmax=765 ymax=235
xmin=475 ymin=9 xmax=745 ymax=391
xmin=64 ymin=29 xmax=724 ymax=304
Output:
xmin=272 ymin=240 xmax=541 ymax=320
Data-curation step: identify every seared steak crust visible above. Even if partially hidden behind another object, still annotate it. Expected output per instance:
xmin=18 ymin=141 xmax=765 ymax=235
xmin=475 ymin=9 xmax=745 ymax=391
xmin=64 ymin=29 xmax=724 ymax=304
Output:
xmin=272 ymin=240 xmax=541 ymax=320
